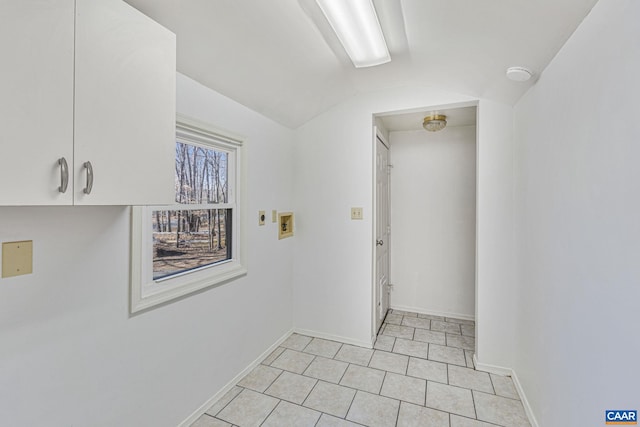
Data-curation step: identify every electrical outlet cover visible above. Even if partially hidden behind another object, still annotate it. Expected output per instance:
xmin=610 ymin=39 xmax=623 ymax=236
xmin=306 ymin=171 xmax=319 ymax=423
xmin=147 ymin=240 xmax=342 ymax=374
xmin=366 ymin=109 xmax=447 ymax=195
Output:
xmin=2 ymin=240 xmax=33 ymax=278
xmin=351 ymin=207 xmax=363 ymax=220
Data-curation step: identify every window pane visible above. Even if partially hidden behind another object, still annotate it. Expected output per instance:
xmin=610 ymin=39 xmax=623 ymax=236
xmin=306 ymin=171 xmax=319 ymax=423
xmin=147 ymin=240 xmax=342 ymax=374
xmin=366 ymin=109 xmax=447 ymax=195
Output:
xmin=175 ymin=142 xmax=228 ymax=204
xmin=152 ymin=209 xmax=232 ymax=280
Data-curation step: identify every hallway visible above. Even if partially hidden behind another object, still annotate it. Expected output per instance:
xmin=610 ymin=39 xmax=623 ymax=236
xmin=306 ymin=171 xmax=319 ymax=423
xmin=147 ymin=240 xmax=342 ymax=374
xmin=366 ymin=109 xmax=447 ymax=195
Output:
xmin=192 ymin=310 xmax=529 ymax=427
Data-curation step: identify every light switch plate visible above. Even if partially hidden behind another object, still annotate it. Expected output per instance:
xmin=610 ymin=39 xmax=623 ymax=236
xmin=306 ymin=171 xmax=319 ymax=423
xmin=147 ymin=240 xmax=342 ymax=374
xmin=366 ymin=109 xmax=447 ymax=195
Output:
xmin=258 ymin=210 xmax=266 ymax=226
xmin=272 ymin=210 xmax=277 ymax=223
xmin=2 ymin=240 xmax=33 ymax=278
xmin=351 ymin=207 xmax=363 ymax=220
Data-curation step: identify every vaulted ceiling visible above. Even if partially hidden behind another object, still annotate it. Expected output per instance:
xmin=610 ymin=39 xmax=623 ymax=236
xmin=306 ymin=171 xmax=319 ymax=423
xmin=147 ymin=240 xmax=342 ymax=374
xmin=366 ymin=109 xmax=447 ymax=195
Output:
xmin=124 ymin=0 xmax=598 ymax=129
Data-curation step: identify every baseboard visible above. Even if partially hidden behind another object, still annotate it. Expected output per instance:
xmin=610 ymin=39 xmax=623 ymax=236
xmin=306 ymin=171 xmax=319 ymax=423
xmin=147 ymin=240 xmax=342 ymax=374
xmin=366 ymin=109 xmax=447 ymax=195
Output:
xmin=474 ymin=357 xmax=539 ymax=427
xmin=390 ymin=304 xmax=475 ymax=322
xmin=178 ymin=328 xmax=294 ymax=427
xmin=293 ymin=328 xmax=372 ymax=349
xmin=510 ymin=369 xmax=540 ymax=427
xmin=473 ymin=355 xmax=512 ymax=376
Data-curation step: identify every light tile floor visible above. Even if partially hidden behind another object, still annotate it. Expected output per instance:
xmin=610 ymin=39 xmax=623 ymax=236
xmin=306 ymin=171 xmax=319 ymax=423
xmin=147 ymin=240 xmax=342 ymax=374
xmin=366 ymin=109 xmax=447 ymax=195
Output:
xmin=192 ymin=309 xmax=531 ymax=427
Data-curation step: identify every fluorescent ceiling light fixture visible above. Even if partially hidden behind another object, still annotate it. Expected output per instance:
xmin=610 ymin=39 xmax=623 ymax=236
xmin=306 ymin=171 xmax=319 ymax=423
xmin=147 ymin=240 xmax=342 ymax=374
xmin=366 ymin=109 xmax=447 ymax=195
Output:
xmin=316 ymin=0 xmax=390 ymax=68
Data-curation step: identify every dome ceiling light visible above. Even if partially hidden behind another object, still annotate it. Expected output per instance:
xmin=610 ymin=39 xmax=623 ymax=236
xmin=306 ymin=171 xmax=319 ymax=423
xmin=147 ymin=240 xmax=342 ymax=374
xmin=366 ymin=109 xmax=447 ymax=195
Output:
xmin=423 ymin=114 xmax=447 ymax=132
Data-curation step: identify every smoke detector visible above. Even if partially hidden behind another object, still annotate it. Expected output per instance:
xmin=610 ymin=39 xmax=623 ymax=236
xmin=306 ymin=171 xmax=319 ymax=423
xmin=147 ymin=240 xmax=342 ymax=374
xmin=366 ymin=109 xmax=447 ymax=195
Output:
xmin=506 ymin=66 xmax=533 ymax=82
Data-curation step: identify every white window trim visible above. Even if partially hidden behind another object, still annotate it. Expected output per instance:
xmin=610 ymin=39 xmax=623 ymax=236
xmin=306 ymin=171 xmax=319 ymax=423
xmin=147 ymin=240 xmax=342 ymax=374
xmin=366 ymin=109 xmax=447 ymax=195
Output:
xmin=130 ymin=115 xmax=247 ymax=313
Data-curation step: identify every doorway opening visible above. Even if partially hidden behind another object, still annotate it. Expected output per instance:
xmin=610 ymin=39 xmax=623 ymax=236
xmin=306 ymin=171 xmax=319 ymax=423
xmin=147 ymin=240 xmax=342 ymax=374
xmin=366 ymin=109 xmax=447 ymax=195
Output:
xmin=372 ymin=102 xmax=478 ymax=342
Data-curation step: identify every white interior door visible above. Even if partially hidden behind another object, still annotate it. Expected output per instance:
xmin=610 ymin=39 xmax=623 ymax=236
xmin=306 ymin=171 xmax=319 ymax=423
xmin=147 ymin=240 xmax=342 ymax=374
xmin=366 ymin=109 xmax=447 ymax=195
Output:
xmin=375 ymin=133 xmax=391 ymax=332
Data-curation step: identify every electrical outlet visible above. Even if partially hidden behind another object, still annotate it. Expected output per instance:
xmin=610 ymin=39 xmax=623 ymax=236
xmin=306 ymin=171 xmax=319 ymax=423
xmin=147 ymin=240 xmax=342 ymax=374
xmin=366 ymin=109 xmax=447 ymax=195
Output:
xmin=258 ymin=210 xmax=266 ymax=226
xmin=351 ymin=207 xmax=363 ymax=220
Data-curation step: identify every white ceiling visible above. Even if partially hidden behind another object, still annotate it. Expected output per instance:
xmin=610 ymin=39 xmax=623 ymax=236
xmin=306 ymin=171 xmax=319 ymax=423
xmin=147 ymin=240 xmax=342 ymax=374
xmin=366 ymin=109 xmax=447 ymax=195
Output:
xmin=124 ymin=0 xmax=598 ymax=129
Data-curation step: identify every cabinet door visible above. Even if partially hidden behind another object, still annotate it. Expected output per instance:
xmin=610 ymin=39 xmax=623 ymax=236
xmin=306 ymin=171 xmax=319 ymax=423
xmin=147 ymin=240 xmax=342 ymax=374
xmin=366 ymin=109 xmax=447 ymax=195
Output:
xmin=74 ymin=0 xmax=176 ymax=205
xmin=0 ymin=1 xmax=74 ymax=205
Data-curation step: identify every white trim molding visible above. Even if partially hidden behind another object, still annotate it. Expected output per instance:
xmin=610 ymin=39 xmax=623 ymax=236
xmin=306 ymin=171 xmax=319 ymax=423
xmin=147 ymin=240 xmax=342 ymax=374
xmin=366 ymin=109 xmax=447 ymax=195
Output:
xmin=511 ymin=369 xmax=540 ymax=427
xmin=474 ymin=357 xmax=540 ymax=427
xmin=473 ymin=355 xmax=512 ymax=376
xmin=390 ymin=304 xmax=476 ymax=322
xmin=294 ymin=328 xmax=373 ymax=349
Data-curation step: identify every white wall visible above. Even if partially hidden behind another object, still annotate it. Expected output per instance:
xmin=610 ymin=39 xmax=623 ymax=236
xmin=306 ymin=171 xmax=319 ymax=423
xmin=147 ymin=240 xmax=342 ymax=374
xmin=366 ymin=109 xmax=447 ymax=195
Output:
xmin=389 ymin=126 xmax=476 ymax=318
xmin=0 ymin=73 xmax=295 ymax=427
xmin=512 ymin=0 xmax=640 ymax=425
xmin=474 ymin=99 xmax=516 ymax=370
xmin=292 ymin=87 xmax=513 ymax=352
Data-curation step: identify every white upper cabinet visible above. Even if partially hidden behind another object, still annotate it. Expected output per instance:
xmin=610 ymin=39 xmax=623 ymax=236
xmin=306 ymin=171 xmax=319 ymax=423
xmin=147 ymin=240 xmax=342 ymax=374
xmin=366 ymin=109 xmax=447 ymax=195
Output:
xmin=74 ymin=0 xmax=175 ymax=205
xmin=0 ymin=0 xmax=176 ymax=206
xmin=0 ymin=1 xmax=75 ymax=205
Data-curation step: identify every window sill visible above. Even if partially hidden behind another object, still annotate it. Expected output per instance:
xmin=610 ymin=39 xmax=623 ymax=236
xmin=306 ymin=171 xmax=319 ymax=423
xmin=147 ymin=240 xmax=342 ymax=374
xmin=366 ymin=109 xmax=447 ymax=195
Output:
xmin=131 ymin=259 xmax=247 ymax=313
xmin=130 ymin=205 xmax=247 ymax=314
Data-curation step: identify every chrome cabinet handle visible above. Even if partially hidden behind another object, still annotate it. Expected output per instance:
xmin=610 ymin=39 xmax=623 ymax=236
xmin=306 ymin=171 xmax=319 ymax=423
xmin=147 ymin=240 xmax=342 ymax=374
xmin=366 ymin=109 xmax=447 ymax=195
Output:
xmin=57 ymin=157 xmax=69 ymax=193
xmin=83 ymin=161 xmax=93 ymax=195
xmin=376 ymin=239 xmax=384 ymax=246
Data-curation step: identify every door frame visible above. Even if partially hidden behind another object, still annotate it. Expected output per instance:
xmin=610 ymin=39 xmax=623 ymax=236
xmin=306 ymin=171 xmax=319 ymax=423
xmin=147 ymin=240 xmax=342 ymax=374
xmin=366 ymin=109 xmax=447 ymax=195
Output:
xmin=370 ymin=100 xmax=480 ymax=346
xmin=371 ymin=125 xmax=391 ymax=340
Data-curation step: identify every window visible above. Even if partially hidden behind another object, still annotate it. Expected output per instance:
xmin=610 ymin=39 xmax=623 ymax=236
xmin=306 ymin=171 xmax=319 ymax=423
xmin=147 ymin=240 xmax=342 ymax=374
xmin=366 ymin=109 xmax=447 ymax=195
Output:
xmin=130 ymin=115 xmax=246 ymax=313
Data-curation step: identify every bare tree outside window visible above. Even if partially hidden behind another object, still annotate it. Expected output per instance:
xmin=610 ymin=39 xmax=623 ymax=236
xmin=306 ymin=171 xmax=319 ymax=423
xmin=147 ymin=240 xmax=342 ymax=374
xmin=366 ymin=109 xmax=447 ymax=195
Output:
xmin=152 ymin=142 xmax=232 ymax=279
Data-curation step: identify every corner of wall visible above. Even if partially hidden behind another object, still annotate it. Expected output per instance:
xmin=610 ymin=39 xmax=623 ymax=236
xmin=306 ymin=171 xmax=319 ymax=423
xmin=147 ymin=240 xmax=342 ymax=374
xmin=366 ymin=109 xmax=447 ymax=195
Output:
xmin=474 ymin=356 xmax=540 ymax=427
xmin=475 ymin=99 xmax=517 ymax=369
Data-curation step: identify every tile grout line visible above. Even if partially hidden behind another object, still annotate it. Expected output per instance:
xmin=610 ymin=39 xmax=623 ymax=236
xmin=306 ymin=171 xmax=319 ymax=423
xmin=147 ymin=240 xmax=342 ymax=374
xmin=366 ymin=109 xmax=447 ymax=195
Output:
xmin=488 ymin=371 xmax=497 ymax=395
xmin=335 ymin=360 xmax=351 ymax=385
xmin=263 ymin=369 xmax=284 ymax=393
xmin=341 ymin=386 xmax=358 ymax=423
xmin=451 ymin=414 xmax=506 ymax=427
xmin=470 ymin=389 xmax=478 ymax=420
xmin=299 ymin=378 xmax=321 ymax=408
xmin=380 ymin=370 xmax=388 ymax=396
xmin=393 ymin=398 xmax=401 ymax=427
xmin=257 ymin=398 xmax=282 ymax=427
xmin=207 ymin=386 xmax=244 ymax=418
